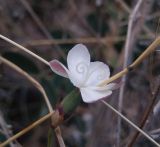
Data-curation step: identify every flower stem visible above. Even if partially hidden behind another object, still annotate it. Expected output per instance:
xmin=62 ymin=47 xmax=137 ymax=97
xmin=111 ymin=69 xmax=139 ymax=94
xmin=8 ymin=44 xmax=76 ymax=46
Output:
xmin=99 ymin=37 xmax=160 ymax=86
xmin=0 ymin=35 xmax=49 ymax=66
xmin=0 ymin=56 xmax=53 ymax=112
xmin=1 ymin=34 xmax=160 ymax=86
xmin=0 ymin=112 xmax=53 ymax=147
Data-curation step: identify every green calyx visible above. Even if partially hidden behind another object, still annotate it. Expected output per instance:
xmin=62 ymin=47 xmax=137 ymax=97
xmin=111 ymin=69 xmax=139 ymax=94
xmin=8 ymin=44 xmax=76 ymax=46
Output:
xmin=60 ymin=89 xmax=82 ymax=115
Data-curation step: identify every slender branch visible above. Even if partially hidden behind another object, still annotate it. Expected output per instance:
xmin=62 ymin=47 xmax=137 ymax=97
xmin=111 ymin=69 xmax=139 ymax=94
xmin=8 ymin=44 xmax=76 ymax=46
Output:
xmin=99 ymin=37 xmax=160 ymax=86
xmin=22 ymin=35 xmax=152 ymax=46
xmin=149 ymin=128 xmax=160 ymax=136
xmin=18 ymin=0 xmax=66 ymax=59
xmin=0 ymin=56 xmax=52 ymax=112
xmin=0 ymin=112 xmax=53 ymax=147
xmin=0 ymin=35 xmax=49 ymax=66
xmin=18 ymin=0 xmax=52 ymax=39
xmin=101 ymin=100 xmax=160 ymax=147
xmin=0 ymin=56 xmax=65 ymax=147
xmin=1 ymin=34 xmax=160 ymax=146
xmin=1 ymin=34 xmax=160 ymax=86
xmin=116 ymin=0 xmax=155 ymax=38
xmin=127 ymin=79 xmax=160 ymax=147
xmin=117 ymin=0 xmax=144 ymax=146
xmin=25 ymin=36 xmax=126 ymax=46
xmin=0 ymin=111 xmax=18 ymax=147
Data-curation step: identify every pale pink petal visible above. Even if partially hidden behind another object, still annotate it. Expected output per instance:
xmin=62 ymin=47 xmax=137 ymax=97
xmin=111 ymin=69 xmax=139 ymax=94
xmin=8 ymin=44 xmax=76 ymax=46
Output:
xmin=85 ymin=61 xmax=110 ymax=86
xmin=49 ymin=60 xmax=69 ymax=78
xmin=67 ymin=44 xmax=90 ymax=87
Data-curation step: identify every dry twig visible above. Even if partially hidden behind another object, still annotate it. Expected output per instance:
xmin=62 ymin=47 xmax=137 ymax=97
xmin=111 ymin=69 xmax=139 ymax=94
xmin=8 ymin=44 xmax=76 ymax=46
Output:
xmin=127 ymin=78 xmax=160 ymax=147
xmin=0 ymin=111 xmax=19 ymax=147
xmin=0 ymin=112 xmax=53 ymax=147
xmin=18 ymin=0 xmax=66 ymax=59
xmin=117 ymin=0 xmax=144 ymax=146
xmin=1 ymin=35 xmax=160 ymax=146
xmin=0 ymin=55 xmax=65 ymax=147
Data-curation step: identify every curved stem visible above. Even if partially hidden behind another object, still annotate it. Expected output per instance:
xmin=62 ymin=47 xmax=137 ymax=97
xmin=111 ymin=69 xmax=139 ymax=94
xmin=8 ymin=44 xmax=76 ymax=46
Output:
xmin=0 ymin=56 xmax=52 ymax=112
xmin=0 ymin=112 xmax=53 ymax=147
xmin=99 ymin=37 xmax=160 ymax=86
xmin=101 ymin=100 xmax=160 ymax=147
xmin=0 ymin=35 xmax=49 ymax=66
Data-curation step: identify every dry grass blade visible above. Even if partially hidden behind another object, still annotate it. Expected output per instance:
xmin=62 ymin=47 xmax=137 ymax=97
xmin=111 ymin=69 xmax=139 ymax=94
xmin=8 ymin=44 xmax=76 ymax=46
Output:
xmin=1 ymin=35 xmax=160 ymax=146
xmin=99 ymin=37 xmax=160 ymax=86
xmin=101 ymin=100 xmax=160 ymax=147
xmin=23 ymin=35 xmax=153 ymax=46
xmin=116 ymin=0 xmax=155 ymax=38
xmin=0 ymin=56 xmax=65 ymax=147
xmin=0 ymin=56 xmax=52 ymax=112
xmin=18 ymin=0 xmax=66 ymax=59
xmin=127 ymin=78 xmax=160 ymax=147
xmin=0 ymin=35 xmax=49 ymax=66
xmin=0 ymin=112 xmax=53 ymax=147
xmin=0 ymin=111 xmax=19 ymax=147
xmin=117 ymin=0 xmax=144 ymax=146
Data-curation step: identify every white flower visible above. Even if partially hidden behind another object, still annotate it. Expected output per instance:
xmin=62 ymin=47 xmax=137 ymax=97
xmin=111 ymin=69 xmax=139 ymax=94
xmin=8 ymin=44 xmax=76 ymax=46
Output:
xmin=49 ymin=44 xmax=116 ymax=103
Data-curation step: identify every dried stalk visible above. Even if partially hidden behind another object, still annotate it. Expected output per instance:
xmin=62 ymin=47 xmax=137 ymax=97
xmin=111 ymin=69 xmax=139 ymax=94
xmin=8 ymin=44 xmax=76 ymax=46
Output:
xmin=99 ymin=37 xmax=160 ymax=85
xmin=0 ymin=56 xmax=65 ymax=147
xmin=101 ymin=100 xmax=160 ymax=147
xmin=0 ymin=111 xmax=18 ymax=147
xmin=116 ymin=0 xmax=155 ymax=38
xmin=0 ymin=35 xmax=49 ymax=66
xmin=18 ymin=0 xmax=66 ymax=59
xmin=0 ymin=112 xmax=53 ymax=147
xmin=127 ymin=79 xmax=160 ymax=147
xmin=23 ymin=35 xmax=152 ymax=46
xmin=1 ymin=34 xmax=160 ymax=86
xmin=0 ymin=56 xmax=52 ymax=112
xmin=0 ymin=35 xmax=160 ymax=146
xmin=117 ymin=0 xmax=144 ymax=146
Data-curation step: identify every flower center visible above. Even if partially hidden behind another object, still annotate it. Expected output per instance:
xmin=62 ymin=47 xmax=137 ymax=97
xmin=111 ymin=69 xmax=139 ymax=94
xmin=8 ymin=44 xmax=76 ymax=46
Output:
xmin=74 ymin=61 xmax=89 ymax=87
xmin=76 ymin=62 xmax=89 ymax=74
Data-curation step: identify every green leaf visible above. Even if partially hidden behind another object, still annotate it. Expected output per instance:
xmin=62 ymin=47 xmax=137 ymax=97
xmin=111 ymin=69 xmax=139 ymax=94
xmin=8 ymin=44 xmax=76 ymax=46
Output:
xmin=2 ymin=52 xmax=39 ymax=74
xmin=47 ymin=128 xmax=54 ymax=147
xmin=61 ymin=89 xmax=82 ymax=114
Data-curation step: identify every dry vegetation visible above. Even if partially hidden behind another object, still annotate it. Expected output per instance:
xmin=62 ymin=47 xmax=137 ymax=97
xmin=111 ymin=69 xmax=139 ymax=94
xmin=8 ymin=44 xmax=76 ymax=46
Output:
xmin=0 ymin=0 xmax=160 ymax=147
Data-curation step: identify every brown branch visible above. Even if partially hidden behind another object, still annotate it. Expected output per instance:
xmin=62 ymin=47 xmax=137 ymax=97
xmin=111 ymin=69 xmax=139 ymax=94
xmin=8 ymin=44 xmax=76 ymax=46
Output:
xmin=0 ymin=56 xmax=52 ymax=112
xmin=0 ymin=56 xmax=65 ymax=147
xmin=0 ymin=111 xmax=20 ymax=147
xmin=116 ymin=0 xmax=155 ymax=38
xmin=0 ymin=112 xmax=54 ymax=147
xmin=117 ymin=0 xmax=144 ymax=146
xmin=22 ymin=35 xmax=153 ymax=47
xmin=127 ymin=78 xmax=160 ymax=147
xmin=18 ymin=0 xmax=66 ymax=59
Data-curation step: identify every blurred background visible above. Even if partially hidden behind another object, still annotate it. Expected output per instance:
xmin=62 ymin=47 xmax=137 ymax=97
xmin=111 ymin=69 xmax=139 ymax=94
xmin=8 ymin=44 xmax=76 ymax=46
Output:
xmin=0 ymin=0 xmax=160 ymax=146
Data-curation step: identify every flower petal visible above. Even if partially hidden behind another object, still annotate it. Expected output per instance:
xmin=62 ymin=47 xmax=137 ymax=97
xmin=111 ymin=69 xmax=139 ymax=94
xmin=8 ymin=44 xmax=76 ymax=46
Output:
xmin=49 ymin=59 xmax=69 ymax=78
xmin=89 ymin=83 xmax=117 ymax=90
xmin=80 ymin=86 xmax=112 ymax=103
xmin=85 ymin=61 xmax=110 ymax=86
xmin=67 ymin=44 xmax=90 ymax=87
